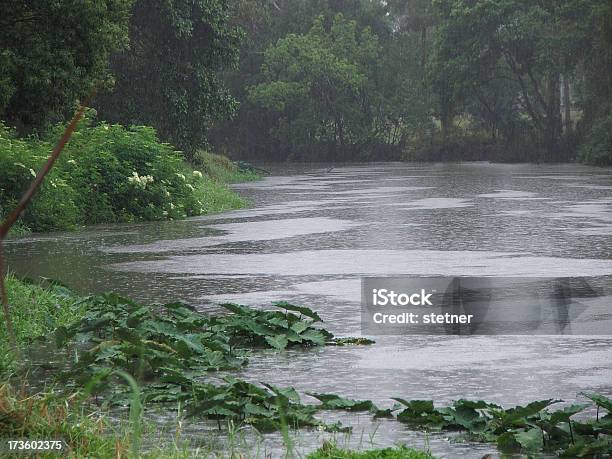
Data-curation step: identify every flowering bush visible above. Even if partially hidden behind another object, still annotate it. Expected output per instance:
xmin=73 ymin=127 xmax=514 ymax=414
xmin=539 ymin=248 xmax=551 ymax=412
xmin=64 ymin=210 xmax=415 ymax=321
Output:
xmin=0 ymin=117 xmax=246 ymax=232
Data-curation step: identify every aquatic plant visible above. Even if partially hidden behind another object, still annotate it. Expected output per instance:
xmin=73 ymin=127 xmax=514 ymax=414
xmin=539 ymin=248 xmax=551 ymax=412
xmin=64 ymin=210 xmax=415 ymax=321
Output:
xmin=391 ymin=395 xmax=612 ymax=457
xmin=5 ymin=282 xmax=609 ymax=456
xmin=307 ymin=441 xmax=435 ymax=459
xmin=53 ymin=294 xmax=363 ymax=432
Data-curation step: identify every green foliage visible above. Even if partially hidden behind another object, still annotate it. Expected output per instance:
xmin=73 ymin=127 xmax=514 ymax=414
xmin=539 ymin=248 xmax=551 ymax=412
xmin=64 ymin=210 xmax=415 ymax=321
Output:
xmin=215 ymin=0 xmax=612 ymax=163
xmin=115 ymin=370 xmax=144 ymax=458
xmin=0 ymin=383 xmax=121 ymax=458
xmin=51 ymin=293 xmax=340 ymax=395
xmin=191 ymin=149 xmax=261 ymax=183
xmin=2 ymin=280 xmax=611 ymax=454
xmin=0 ymin=1 xmax=132 ymax=132
xmin=0 ymin=116 xmax=246 ymax=232
xmin=392 ymin=395 xmax=612 ymax=456
xmin=213 ymin=302 xmax=332 ymax=350
xmin=578 ymin=108 xmax=612 ymax=165
xmin=52 ymin=292 xmax=363 ymax=433
xmin=0 ymin=276 xmax=88 ymax=374
xmin=95 ymin=0 xmax=243 ymax=154
xmin=307 ymin=393 xmax=392 ymax=417
xmin=428 ymin=0 xmax=612 ymax=161
xmin=247 ymin=13 xmax=382 ymax=160
xmin=307 ymin=442 xmax=435 ymax=459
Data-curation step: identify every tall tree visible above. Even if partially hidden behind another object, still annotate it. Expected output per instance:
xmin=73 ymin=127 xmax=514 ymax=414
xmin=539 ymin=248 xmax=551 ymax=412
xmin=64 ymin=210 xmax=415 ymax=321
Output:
xmin=247 ymin=14 xmax=380 ymax=160
xmin=95 ymin=0 xmax=243 ymax=154
xmin=430 ymin=0 xmax=582 ymax=159
xmin=0 ymin=0 xmax=132 ymax=132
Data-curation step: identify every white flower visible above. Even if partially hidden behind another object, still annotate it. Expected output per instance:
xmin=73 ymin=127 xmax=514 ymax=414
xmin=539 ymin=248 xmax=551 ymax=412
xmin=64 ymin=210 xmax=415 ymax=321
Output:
xmin=192 ymin=170 xmax=203 ymax=178
xmin=169 ymin=203 xmax=175 ymax=210
xmin=127 ymin=171 xmax=154 ymax=189
xmin=29 ymin=168 xmax=36 ymax=177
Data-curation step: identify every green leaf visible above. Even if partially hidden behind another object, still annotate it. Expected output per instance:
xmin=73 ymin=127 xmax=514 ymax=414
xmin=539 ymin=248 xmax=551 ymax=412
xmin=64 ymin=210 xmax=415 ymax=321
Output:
xmin=497 ymin=431 xmax=521 ymax=453
xmin=307 ymin=393 xmax=376 ymax=411
xmin=273 ymin=301 xmax=323 ymax=322
xmin=300 ymin=329 xmax=327 ymax=345
xmin=515 ymin=427 xmax=544 ymax=451
xmin=391 ymin=399 xmax=435 ymax=413
xmin=264 ymin=334 xmax=289 ymax=350
xmin=580 ymin=392 xmax=612 ymax=412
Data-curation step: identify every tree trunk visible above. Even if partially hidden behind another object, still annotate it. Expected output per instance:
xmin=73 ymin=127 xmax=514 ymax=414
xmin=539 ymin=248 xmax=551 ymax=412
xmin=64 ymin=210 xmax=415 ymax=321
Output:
xmin=562 ymin=74 xmax=572 ymax=134
xmin=545 ymin=72 xmax=562 ymax=160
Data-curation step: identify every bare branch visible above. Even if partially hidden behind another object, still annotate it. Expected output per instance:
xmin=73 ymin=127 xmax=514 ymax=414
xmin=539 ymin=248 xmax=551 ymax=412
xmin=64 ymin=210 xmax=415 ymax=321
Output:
xmin=0 ymin=101 xmax=88 ymax=351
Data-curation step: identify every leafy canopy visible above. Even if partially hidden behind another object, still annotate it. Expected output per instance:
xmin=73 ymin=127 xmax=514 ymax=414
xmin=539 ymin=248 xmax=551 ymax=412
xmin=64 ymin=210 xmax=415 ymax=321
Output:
xmin=248 ymin=14 xmax=380 ymax=160
xmin=95 ymin=0 xmax=243 ymax=154
xmin=0 ymin=0 xmax=132 ymax=132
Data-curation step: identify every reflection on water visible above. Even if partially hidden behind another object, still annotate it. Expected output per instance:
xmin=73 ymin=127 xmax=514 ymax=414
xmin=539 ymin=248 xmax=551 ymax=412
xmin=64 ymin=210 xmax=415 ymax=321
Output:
xmin=5 ymin=162 xmax=612 ymax=457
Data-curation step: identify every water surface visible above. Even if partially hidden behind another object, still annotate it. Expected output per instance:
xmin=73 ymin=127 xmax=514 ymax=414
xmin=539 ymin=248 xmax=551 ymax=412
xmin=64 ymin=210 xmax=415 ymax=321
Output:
xmin=6 ymin=162 xmax=612 ymax=457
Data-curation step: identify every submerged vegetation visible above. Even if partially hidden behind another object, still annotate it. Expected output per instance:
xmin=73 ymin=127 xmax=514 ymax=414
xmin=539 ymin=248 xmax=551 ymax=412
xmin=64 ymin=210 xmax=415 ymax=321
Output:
xmin=1 ymin=278 xmax=611 ymax=457
xmin=0 ymin=276 xmax=87 ymax=373
xmin=307 ymin=443 xmax=435 ymax=459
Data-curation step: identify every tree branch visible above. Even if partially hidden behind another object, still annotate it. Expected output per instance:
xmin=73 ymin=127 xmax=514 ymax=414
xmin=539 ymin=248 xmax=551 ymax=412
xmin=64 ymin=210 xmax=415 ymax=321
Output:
xmin=0 ymin=101 xmax=88 ymax=351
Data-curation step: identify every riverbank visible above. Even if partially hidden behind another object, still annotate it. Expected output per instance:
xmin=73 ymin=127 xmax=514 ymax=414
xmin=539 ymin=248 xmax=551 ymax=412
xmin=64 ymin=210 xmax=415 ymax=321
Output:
xmin=0 ymin=118 xmax=258 ymax=235
xmin=1 ymin=275 xmax=610 ymax=457
xmin=0 ymin=277 xmax=435 ymax=457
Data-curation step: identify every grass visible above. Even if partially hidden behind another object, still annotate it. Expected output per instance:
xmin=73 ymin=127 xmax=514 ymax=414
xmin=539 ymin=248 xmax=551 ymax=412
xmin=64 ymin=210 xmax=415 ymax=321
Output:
xmin=192 ymin=150 xmax=261 ymax=183
xmin=0 ymin=276 xmax=89 ymax=374
xmin=195 ymin=178 xmax=249 ymax=214
xmin=0 ymin=382 xmax=123 ymax=458
xmin=307 ymin=442 xmax=435 ymax=459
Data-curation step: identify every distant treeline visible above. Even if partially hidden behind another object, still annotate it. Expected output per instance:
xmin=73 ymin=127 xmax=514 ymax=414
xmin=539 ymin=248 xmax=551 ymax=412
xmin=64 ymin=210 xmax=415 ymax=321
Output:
xmin=1 ymin=1 xmax=611 ymax=164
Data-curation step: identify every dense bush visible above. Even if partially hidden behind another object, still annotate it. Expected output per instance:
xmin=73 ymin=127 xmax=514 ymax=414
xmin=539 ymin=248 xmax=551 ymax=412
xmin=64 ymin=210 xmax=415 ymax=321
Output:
xmin=0 ymin=117 xmax=246 ymax=232
xmin=578 ymin=109 xmax=612 ymax=166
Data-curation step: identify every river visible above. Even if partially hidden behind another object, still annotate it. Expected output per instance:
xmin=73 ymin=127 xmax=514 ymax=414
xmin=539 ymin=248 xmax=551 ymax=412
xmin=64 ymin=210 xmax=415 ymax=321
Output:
xmin=5 ymin=162 xmax=612 ymax=457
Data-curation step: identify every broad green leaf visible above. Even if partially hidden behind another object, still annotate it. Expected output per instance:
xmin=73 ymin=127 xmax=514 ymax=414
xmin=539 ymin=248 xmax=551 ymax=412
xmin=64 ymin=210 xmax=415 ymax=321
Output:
xmin=273 ymin=301 xmax=323 ymax=322
xmin=515 ymin=427 xmax=544 ymax=451
xmin=264 ymin=334 xmax=289 ymax=350
xmin=580 ymin=392 xmax=612 ymax=412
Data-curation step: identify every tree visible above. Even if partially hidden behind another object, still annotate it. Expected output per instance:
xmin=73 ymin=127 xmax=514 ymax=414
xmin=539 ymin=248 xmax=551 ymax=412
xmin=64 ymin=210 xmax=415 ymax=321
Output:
xmin=94 ymin=0 xmax=243 ymax=154
xmin=247 ymin=14 xmax=380 ymax=160
xmin=0 ymin=0 xmax=132 ymax=132
xmin=429 ymin=0 xmax=612 ymax=161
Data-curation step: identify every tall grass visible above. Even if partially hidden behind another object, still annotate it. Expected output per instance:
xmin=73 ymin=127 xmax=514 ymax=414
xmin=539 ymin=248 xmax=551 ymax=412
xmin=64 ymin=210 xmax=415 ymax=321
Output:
xmin=0 ymin=275 xmax=88 ymax=375
xmin=191 ymin=150 xmax=261 ymax=183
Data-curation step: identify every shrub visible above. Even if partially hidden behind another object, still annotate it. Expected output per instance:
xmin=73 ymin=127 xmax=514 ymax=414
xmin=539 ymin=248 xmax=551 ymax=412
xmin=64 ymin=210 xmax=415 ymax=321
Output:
xmin=578 ymin=109 xmax=612 ymax=166
xmin=0 ymin=116 xmax=247 ymax=232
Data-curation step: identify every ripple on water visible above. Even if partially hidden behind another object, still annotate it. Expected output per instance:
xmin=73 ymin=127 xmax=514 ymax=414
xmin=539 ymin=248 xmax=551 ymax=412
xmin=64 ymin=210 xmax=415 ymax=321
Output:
xmin=110 ymin=248 xmax=612 ymax=277
xmin=103 ymin=218 xmax=363 ymax=253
